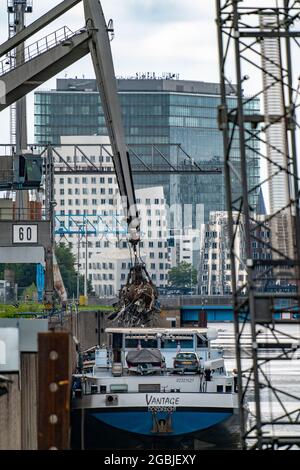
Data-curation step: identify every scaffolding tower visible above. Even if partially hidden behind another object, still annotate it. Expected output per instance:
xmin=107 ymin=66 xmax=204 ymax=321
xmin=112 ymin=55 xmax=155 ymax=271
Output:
xmin=216 ymin=0 xmax=300 ymax=449
xmin=7 ymin=0 xmax=32 ymax=147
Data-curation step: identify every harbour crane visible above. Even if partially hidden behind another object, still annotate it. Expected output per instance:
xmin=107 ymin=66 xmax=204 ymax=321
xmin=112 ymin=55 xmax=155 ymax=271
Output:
xmin=0 ymin=0 xmax=159 ymax=323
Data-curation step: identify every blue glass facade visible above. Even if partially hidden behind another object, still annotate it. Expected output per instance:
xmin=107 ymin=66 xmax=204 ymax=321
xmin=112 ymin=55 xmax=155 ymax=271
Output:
xmin=34 ymin=79 xmax=260 ymax=223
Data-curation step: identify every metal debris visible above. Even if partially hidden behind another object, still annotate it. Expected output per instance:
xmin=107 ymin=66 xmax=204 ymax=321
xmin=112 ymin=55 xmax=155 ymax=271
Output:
xmin=108 ymin=262 xmax=160 ymax=327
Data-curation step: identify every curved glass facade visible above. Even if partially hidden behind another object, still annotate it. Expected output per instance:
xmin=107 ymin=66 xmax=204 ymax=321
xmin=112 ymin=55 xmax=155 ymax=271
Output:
xmin=34 ymin=79 xmax=260 ymax=224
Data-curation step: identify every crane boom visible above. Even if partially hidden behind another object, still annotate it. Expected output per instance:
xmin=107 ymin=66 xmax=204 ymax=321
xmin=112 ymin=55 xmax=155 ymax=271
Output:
xmin=0 ymin=0 xmax=159 ymax=322
xmin=84 ymin=0 xmax=159 ymax=324
xmin=84 ymin=0 xmax=140 ymax=247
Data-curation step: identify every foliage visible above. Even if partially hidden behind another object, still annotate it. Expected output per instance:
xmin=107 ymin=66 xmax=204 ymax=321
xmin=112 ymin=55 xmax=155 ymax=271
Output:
xmin=0 ymin=263 xmax=36 ymax=296
xmin=0 ymin=242 xmax=93 ymax=300
xmin=22 ymin=283 xmax=38 ymax=301
xmin=55 ymin=242 xmax=93 ymax=298
xmin=78 ymin=305 xmax=114 ymax=312
xmin=168 ymin=262 xmax=198 ymax=288
xmin=0 ymin=302 xmax=43 ymax=318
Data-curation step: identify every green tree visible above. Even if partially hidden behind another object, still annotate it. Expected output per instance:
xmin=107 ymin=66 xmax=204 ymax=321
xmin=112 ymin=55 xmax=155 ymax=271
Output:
xmin=168 ymin=262 xmax=198 ymax=288
xmin=0 ymin=263 xmax=36 ymax=297
xmin=55 ymin=242 xmax=92 ymax=297
xmin=23 ymin=282 xmax=38 ymax=302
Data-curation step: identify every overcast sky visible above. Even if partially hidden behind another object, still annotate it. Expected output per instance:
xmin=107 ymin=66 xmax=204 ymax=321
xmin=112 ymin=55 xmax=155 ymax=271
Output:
xmin=0 ymin=1 xmax=296 ymax=140
xmin=0 ymin=0 xmax=220 ymax=143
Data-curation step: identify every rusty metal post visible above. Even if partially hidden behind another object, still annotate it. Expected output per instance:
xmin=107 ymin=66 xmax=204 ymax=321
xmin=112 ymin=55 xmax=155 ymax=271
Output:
xmin=38 ymin=332 xmax=71 ymax=450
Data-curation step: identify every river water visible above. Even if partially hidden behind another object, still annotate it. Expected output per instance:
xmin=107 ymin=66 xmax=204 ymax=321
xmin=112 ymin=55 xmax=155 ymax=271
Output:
xmin=214 ymin=322 xmax=300 ymax=449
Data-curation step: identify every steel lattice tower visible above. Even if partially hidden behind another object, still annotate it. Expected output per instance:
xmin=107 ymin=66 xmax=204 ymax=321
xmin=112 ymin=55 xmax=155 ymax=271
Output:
xmin=216 ymin=0 xmax=300 ymax=450
xmin=7 ymin=0 xmax=32 ymax=147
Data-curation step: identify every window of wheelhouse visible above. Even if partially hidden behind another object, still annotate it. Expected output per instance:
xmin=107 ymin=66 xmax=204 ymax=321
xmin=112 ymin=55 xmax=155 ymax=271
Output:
xmin=160 ymin=337 xmax=194 ymax=349
xmin=125 ymin=338 xmax=158 ymax=348
xmin=112 ymin=333 xmax=123 ymax=349
xmin=197 ymin=335 xmax=208 ymax=348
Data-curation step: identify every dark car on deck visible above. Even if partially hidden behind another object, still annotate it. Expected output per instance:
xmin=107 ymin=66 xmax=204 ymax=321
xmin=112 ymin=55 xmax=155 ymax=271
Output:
xmin=173 ymin=352 xmax=200 ymax=374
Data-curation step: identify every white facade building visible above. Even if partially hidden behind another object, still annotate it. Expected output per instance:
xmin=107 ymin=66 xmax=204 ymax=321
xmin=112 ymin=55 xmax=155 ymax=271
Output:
xmin=260 ymin=16 xmax=294 ymax=260
xmin=169 ymin=228 xmax=200 ymax=268
xmin=52 ymin=136 xmax=170 ymax=297
xmin=198 ymin=211 xmax=247 ymax=296
xmin=198 ymin=211 xmax=272 ymax=296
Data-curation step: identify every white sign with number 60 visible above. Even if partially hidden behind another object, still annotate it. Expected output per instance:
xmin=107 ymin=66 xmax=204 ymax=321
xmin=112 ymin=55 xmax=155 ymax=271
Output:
xmin=13 ymin=224 xmax=38 ymax=244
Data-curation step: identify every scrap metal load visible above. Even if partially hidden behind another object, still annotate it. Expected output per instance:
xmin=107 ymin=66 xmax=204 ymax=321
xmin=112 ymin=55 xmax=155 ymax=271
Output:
xmin=108 ymin=262 xmax=160 ymax=327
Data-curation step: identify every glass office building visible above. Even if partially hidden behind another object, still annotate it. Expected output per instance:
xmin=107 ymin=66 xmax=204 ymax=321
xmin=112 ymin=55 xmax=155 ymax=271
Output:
xmin=34 ymin=78 xmax=260 ymax=224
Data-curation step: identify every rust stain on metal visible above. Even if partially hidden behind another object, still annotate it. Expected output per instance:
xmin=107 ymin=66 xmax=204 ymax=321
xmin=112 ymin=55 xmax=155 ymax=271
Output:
xmin=38 ymin=332 xmax=71 ymax=450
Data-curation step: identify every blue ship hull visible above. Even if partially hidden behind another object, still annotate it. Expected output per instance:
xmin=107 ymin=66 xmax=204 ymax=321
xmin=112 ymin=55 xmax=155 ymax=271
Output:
xmin=71 ymin=407 xmax=241 ymax=450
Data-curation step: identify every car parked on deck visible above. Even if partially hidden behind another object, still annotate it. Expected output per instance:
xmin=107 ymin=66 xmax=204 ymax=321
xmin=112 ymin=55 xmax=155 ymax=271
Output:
xmin=173 ymin=352 xmax=200 ymax=374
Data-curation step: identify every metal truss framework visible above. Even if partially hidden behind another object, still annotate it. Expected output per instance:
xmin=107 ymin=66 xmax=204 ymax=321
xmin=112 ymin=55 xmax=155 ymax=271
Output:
xmin=0 ymin=143 xmax=223 ymax=175
xmin=216 ymin=0 xmax=300 ymax=450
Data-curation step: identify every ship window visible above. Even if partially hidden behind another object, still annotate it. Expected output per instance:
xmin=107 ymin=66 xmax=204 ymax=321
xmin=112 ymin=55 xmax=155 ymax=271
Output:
xmin=197 ymin=336 xmax=208 ymax=348
xmin=138 ymin=384 xmax=160 ymax=393
xmin=161 ymin=339 xmax=193 ymax=349
xmin=225 ymin=385 xmax=232 ymax=393
xmin=217 ymin=385 xmax=223 ymax=393
xmin=91 ymin=385 xmax=98 ymax=394
xmin=125 ymin=339 xmax=158 ymax=348
xmin=112 ymin=333 xmax=123 ymax=349
xmin=110 ymin=384 xmax=128 ymax=393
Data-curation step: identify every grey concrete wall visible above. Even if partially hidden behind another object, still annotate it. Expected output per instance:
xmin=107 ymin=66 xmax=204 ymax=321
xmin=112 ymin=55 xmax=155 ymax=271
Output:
xmin=0 ymin=374 xmax=21 ymax=450
xmin=61 ymin=310 xmax=109 ymax=350
xmin=21 ymin=353 xmax=38 ymax=450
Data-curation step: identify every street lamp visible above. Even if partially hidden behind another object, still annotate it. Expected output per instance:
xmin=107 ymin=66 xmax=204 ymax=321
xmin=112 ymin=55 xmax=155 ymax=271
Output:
xmin=84 ymin=222 xmax=88 ymax=298
xmin=96 ymin=251 xmax=103 ymax=298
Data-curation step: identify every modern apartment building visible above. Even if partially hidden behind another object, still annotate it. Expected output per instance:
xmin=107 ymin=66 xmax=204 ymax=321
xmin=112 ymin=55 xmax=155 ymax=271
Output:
xmin=198 ymin=211 xmax=272 ymax=296
xmin=52 ymin=136 xmax=170 ymax=297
